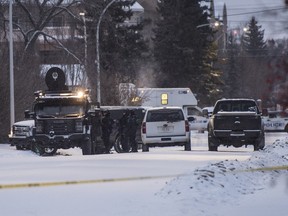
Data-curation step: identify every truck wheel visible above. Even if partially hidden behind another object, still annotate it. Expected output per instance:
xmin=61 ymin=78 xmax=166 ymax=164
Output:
xmin=43 ymin=147 xmax=57 ymax=156
xmin=208 ymin=145 xmax=218 ymax=151
xmin=208 ymin=138 xmax=218 ymax=151
xmin=16 ymin=145 xmax=24 ymax=150
xmin=142 ymin=144 xmax=149 ymax=152
xmin=32 ymin=144 xmax=57 ymax=156
xmin=254 ymin=136 xmax=265 ymax=151
xmin=285 ymin=125 xmax=288 ymax=133
xmin=184 ymin=142 xmax=191 ymax=151
xmin=82 ymin=139 xmax=92 ymax=155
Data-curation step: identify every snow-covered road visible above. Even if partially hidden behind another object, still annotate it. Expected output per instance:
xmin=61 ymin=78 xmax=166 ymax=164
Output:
xmin=0 ymin=132 xmax=287 ymax=216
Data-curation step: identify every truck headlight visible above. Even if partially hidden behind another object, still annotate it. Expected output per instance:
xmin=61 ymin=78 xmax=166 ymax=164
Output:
xmin=75 ymin=120 xmax=83 ymax=132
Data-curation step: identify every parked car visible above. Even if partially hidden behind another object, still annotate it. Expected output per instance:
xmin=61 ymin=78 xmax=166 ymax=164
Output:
xmin=8 ymin=120 xmax=34 ymax=150
xmin=141 ymin=106 xmax=190 ymax=152
xmin=262 ymin=110 xmax=288 ymax=132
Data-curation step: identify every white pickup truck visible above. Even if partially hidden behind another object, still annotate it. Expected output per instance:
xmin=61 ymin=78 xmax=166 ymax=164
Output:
xmin=8 ymin=120 xmax=34 ymax=150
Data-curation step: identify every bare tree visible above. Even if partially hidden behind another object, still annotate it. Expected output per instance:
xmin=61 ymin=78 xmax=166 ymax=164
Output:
xmin=0 ymin=0 xmax=88 ymax=141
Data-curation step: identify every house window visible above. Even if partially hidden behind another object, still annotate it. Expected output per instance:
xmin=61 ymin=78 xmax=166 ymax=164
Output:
xmin=161 ymin=93 xmax=168 ymax=105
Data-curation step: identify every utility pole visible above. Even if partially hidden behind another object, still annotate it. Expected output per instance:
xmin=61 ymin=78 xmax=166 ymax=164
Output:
xmin=95 ymin=0 xmax=117 ymax=104
xmin=9 ymin=0 xmax=15 ymax=127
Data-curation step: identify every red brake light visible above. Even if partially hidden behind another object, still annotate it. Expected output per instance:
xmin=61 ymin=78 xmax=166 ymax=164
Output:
xmin=185 ymin=120 xmax=189 ymax=132
xmin=142 ymin=122 xmax=146 ymax=134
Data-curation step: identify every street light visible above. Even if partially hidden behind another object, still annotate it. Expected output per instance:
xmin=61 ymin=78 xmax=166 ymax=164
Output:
xmin=197 ymin=20 xmax=227 ymax=52
xmin=95 ymin=0 xmax=117 ymax=104
xmin=9 ymin=0 xmax=15 ymax=127
xmin=196 ymin=21 xmax=221 ymax=29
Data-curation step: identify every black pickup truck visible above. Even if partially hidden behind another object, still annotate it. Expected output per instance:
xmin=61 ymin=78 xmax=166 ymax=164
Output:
xmin=207 ymin=99 xmax=265 ymax=151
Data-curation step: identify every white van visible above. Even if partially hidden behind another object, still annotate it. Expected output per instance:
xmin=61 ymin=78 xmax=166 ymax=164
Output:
xmin=141 ymin=107 xmax=190 ymax=152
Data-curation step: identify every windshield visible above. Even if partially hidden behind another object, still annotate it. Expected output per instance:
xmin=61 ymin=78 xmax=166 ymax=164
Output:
xmin=146 ymin=109 xmax=184 ymax=122
xmin=213 ymin=100 xmax=259 ymax=114
xmin=187 ymin=107 xmax=202 ymax=116
xmin=34 ymin=99 xmax=85 ymax=117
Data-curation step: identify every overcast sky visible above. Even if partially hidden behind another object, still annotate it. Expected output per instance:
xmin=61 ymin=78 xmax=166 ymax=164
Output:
xmin=214 ymin=0 xmax=288 ymax=39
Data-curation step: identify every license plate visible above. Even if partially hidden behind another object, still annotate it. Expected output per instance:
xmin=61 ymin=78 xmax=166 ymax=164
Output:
xmin=158 ymin=126 xmax=173 ymax=132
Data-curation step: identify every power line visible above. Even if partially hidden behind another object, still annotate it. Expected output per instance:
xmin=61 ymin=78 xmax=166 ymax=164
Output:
xmin=227 ymin=7 xmax=286 ymax=17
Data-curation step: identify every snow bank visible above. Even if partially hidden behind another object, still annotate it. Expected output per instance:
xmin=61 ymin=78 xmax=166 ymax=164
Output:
xmin=158 ymin=137 xmax=288 ymax=216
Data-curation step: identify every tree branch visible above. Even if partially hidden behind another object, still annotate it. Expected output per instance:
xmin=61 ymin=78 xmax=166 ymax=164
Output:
xmin=40 ymin=32 xmax=82 ymax=64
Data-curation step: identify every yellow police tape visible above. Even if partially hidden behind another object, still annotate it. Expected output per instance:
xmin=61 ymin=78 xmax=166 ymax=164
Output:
xmin=0 ymin=175 xmax=176 ymax=190
xmin=243 ymin=165 xmax=288 ymax=172
xmin=1 ymin=166 xmax=287 ymax=190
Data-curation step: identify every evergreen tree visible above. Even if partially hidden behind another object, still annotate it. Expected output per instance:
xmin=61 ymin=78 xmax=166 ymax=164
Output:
xmin=240 ymin=16 xmax=268 ymax=100
xmin=153 ymin=0 xmax=222 ymax=106
xmin=242 ymin=16 xmax=266 ymax=56
xmin=223 ymin=32 xmax=241 ymax=98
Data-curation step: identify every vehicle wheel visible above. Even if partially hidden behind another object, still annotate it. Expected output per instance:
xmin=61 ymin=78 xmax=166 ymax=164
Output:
xmin=208 ymin=145 xmax=218 ymax=151
xmin=254 ymin=136 xmax=265 ymax=151
xmin=285 ymin=125 xmax=288 ymax=133
xmin=114 ymin=134 xmax=130 ymax=153
xmin=208 ymin=138 xmax=218 ymax=151
xmin=114 ymin=135 xmax=123 ymax=153
xmin=43 ymin=147 xmax=57 ymax=156
xmin=142 ymin=144 xmax=149 ymax=152
xmin=32 ymin=143 xmax=57 ymax=156
xmin=82 ymin=139 xmax=92 ymax=155
xmin=16 ymin=145 xmax=24 ymax=150
xmin=184 ymin=142 xmax=191 ymax=151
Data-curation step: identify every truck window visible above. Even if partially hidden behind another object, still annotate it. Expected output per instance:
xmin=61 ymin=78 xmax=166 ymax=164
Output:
xmin=34 ymin=99 xmax=85 ymax=117
xmin=187 ymin=107 xmax=202 ymax=116
xmin=146 ymin=109 xmax=184 ymax=122
xmin=214 ymin=100 xmax=258 ymax=114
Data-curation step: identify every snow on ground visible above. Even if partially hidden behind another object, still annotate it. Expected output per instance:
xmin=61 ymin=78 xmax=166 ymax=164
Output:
xmin=0 ymin=135 xmax=288 ymax=216
xmin=158 ymin=137 xmax=288 ymax=216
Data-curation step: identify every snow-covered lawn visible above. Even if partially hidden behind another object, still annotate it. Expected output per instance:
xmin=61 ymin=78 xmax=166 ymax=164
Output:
xmin=158 ymin=138 xmax=288 ymax=216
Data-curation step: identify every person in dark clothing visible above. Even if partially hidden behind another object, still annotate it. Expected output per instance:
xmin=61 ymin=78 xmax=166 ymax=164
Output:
xmin=101 ymin=111 xmax=114 ymax=153
xmin=127 ymin=110 xmax=138 ymax=152
xmin=118 ymin=110 xmax=130 ymax=152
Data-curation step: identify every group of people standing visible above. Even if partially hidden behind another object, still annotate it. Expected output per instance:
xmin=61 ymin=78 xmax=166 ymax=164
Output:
xmin=101 ymin=109 xmax=139 ymax=154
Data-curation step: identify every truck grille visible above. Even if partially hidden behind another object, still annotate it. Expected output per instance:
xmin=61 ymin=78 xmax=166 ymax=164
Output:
xmin=44 ymin=119 xmax=74 ymax=135
xmin=13 ymin=126 xmax=29 ymax=136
